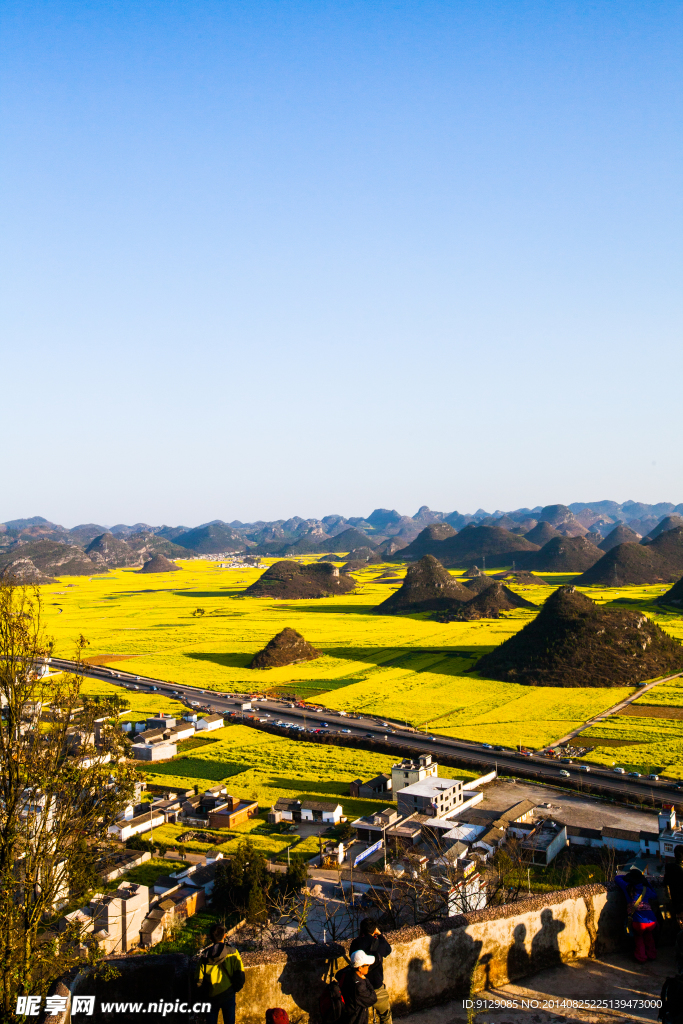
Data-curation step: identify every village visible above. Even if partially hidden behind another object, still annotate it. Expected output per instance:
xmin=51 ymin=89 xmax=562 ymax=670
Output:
xmin=53 ymin=683 xmax=683 ymax=959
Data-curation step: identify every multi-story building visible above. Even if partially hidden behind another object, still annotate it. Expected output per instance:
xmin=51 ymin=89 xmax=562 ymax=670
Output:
xmin=396 ymin=777 xmax=463 ymax=819
xmin=90 ymin=883 xmax=150 ymax=954
xmin=391 ymin=754 xmax=438 ymax=793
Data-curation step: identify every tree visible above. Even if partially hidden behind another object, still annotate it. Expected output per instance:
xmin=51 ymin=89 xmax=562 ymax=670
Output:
xmin=283 ymin=857 xmax=308 ymax=893
xmin=0 ymin=582 xmax=136 ymax=1016
xmin=213 ymin=839 xmax=272 ymax=919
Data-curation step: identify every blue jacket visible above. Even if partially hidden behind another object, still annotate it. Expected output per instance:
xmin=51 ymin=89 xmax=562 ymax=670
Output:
xmin=615 ymin=875 xmax=657 ymax=926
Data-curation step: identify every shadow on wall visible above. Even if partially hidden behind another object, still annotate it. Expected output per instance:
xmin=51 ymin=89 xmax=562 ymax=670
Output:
xmin=405 ymin=928 xmax=484 ymax=1012
xmin=276 ymin=949 xmax=346 ymax=1021
xmin=507 ymin=910 xmax=566 ymax=981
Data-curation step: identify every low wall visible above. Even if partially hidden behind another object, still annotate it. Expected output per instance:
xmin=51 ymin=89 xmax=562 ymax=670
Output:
xmin=50 ymin=883 xmax=623 ymax=1024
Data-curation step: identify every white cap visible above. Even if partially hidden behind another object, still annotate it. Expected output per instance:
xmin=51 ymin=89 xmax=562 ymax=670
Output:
xmin=350 ymin=950 xmax=376 ymax=968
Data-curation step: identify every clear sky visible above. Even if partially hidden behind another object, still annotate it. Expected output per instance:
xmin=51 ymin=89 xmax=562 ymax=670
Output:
xmin=1 ymin=1 xmax=681 ymax=527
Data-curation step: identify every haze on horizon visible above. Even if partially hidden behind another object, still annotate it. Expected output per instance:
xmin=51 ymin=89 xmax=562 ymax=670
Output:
xmin=1 ymin=1 xmax=681 ymax=527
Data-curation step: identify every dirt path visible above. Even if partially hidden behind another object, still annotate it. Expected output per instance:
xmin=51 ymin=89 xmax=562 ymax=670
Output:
xmin=548 ymin=671 xmax=683 ymax=749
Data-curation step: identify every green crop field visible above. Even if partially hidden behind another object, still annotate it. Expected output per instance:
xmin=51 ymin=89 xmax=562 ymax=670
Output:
xmin=36 ymin=560 xmax=683 ymax=768
xmin=138 ymin=724 xmax=478 ymax=859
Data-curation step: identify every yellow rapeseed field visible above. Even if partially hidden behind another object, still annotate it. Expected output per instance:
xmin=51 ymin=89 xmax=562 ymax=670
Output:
xmin=36 ymin=559 xmax=682 ymax=756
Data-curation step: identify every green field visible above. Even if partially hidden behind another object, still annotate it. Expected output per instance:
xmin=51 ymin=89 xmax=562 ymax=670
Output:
xmin=136 ymin=724 xmax=478 ymax=859
xmin=38 ymin=559 xmax=683 ymax=768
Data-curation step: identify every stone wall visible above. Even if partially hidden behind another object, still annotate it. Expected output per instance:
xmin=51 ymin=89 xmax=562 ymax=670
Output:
xmin=50 ymin=883 xmax=624 ymax=1024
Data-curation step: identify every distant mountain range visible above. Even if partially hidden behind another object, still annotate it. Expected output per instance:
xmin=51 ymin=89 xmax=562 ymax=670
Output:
xmin=1 ymin=501 xmax=682 ymax=579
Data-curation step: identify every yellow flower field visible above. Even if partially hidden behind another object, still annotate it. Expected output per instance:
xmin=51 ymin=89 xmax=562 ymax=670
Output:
xmin=36 ymin=559 xmax=682 ymax=758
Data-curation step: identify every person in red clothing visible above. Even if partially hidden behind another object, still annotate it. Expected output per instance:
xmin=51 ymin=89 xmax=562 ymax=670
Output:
xmin=265 ymin=1011 xmax=289 ymax=1024
xmin=615 ymin=869 xmax=658 ymax=963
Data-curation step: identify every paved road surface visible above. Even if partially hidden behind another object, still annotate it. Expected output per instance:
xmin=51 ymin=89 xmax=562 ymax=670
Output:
xmin=49 ymin=657 xmax=683 ymax=808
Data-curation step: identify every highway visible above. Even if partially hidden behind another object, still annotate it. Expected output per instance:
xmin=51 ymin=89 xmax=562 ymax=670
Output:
xmin=50 ymin=656 xmax=683 ymax=808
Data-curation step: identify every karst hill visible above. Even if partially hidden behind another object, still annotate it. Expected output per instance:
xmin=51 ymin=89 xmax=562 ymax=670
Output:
xmin=250 ymin=628 xmax=322 ymax=669
xmin=576 ymin=527 xmax=683 ymax=586
xmin=598 ymin=524 xmax=642 ymax=552
xmin=523 ymin=521 xmax=563 ymax=547
xmin=396 ymin=524 xmax=540 ymax=569
xmin=398 ymin=523 xmax=457 ymax=560
xmin=476 ymin=586 xmax=683 ymax=687
xmin=86 ymin=532 xmax=141 ymax=568
xmin=643 ymin=515 xmax=683 ymax=542
xmin=0 ymin=558 xmax=56 ymax=584
xmin=375 ymin=555 xmax=472 ymax=614
xmin=657 ymin=576 xmax=683 ymax=609
xmin=462 ymin=574 xmax=496 ymax=596
xmin=138 ymin=554 xmax=181 ymax=573
xmin=244 ymin=560 xmax=356 ymax=599
xmin=0 ymin=540 xmax=105 ymax=578
xmin=434 ymin=582 xmax=536 ymax=622
xmin=521 ymin=536 xmax=603 ymax=573
xmin=492 ymin=570 xmax=547 ymax=586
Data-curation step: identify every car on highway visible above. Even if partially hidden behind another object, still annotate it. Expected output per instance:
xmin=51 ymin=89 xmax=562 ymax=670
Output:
xmin=560 ymin=758 xmax=573 ymax=764
xmin=365 ymin=732 xmax=375 ymax=738
xmin=628 ymin=771 xmax=641 ymax=778
xmin=481 ymin=743 xmax=492 ymax=749
xmin=646 ymin=774 xmax=660 ymax=781
xmin=577 ymin=765 xmax=591 ymax=772
xmin=559 ymin=770 xmax=571 ymax=777
xmin=320 ymin=721 xmax=330 ymax=728
xmin=493 ymin=745 xmax=504 ymax=751
xmin=189 ymin=701 xmax=200 ymax=707
xmin=341 ymin=728 xmax=351 ymax=734
xmin=613 ymin=767 xmax=626 ymax=774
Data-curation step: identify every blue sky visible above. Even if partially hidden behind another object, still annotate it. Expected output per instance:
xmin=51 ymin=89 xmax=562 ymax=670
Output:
xmin=1 ymin=1 xmax=681 ymax=526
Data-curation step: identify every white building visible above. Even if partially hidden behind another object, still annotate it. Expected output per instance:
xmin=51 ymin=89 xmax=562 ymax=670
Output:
xmin=391 ymin=754 xmax=438 ymax=793
xmin=396 ymin=777 xmax=463 ymax=819
xmin=108 ymin=809 xmax=165 ymax=842
xmin=196 ymin=714 xmax=224 ymax=732
xmin=131 ymin=741 xmax=177 ymax=761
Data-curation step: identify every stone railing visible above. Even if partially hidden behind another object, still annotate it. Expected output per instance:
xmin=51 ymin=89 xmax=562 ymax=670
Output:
xmin=47 ymin=883 xmax=624 ymax=1023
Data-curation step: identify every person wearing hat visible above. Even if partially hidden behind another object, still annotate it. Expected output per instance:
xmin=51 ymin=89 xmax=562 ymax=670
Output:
xmin=615 ymin=868 xmax=658 ymax=963
xmin=350 ymin=920 xmax=393 ymax=1024
xmin=265 ymin=1011 xmax=289 ymax=1024
xmin=337 ymin=949 xmax=378 ymax=1024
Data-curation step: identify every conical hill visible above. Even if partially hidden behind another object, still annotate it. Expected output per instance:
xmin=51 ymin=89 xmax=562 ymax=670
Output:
xmin=398 ymin=524 xmax=457 ymax=561
xmin=374 ymin=555 xmax=471 ymax=615
xmin=86 ymin=532 xmax=140 ymax=568
xmin=657 ymin=576 xmax=683 ymax=609
xmin=476 ymin=586 xmax=683 ymax=686
xmin=250 ymin=628 xmax=321 ymax=669
xmin=599 ymin=524 xmax=642 ymax=552
xmin=523 ymin=536 xmax=603 ymax=573
xmin=491 ymin=570 xmax=547 ymax=586
xmin=138 ymin=554 xmax=181 ymax=573
xmin=245 ymin=560 xmax=356 ymax=598
xmin=576 ymin=528 xmax=683 ymax=586
xmin=434 ymin=582 xmax=536 ymax=622
xmin=643 ymin=515 xmax=683 ymax=542
xmin=462 ymin=574 xmax=496 ymax=596
xmin=524 ymin=521 xmax=563 ymax=546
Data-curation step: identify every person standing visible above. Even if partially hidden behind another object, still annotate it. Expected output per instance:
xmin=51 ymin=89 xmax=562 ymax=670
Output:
xmin=337 ymin=950 xmax=378 ymax=1024
xmin=616 ymin=869 xmax=658 ymax=963
xmin=195 ymin=923 xmax=246 ymax=1024
xmin=350 ymin=919 xmax=393 ymax=1024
